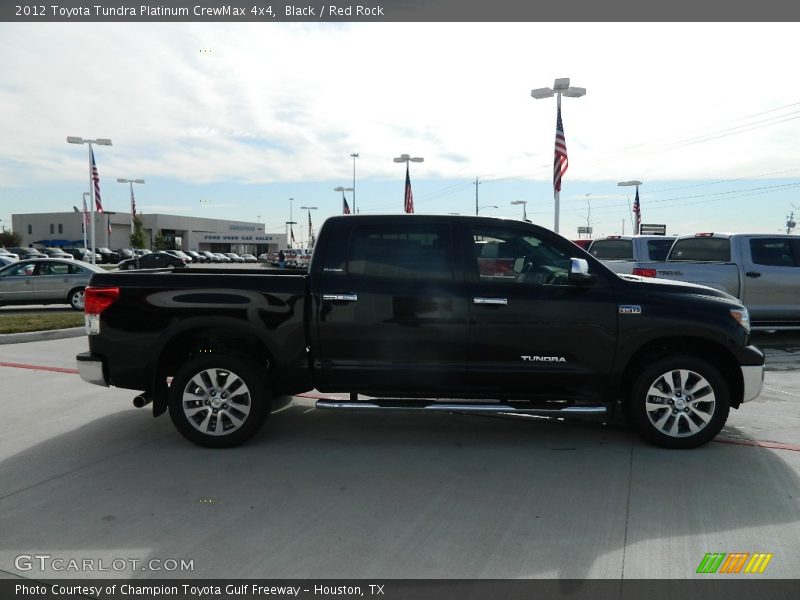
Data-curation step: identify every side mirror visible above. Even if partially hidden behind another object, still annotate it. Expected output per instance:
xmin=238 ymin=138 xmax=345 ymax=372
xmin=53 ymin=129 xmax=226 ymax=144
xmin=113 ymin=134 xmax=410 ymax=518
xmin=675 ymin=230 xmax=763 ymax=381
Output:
xmin=568 ymin=258 xmax=593 ymax=284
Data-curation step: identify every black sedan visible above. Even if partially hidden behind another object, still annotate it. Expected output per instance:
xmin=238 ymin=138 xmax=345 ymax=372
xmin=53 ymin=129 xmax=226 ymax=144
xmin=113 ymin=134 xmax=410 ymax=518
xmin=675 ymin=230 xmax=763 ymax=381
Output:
xmin=118 ymin=252 xmax=188 ymax=270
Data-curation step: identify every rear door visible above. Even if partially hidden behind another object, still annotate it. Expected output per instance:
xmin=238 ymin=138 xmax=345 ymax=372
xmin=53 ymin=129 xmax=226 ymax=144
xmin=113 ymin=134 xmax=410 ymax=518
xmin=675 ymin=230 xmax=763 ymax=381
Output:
xmin=741 ymin=236 xmax=800 ymax=321
xmin=464 ymin=223 xmax=618 ymax=402
xmin=0 ymin=261 xmax=38 ymax=303
xmin=311 ymin=219 xmax=470 ymax=393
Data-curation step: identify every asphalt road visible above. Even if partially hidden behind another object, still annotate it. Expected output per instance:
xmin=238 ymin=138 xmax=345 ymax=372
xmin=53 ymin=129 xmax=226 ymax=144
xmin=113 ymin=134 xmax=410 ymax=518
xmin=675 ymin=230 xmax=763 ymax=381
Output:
xmin=0 ymin=337 xmax=798 ymax=580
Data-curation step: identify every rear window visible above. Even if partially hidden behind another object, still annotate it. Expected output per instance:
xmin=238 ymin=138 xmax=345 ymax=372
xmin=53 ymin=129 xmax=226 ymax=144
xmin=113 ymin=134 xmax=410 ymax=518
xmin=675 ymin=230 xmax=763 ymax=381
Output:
xmin=646 ymin=239 xmax=675 ymax=262
xmin=590 ymin=240 xmax=633 ymax=260
xmin=669 ymin=238 xmax=731 ymax=262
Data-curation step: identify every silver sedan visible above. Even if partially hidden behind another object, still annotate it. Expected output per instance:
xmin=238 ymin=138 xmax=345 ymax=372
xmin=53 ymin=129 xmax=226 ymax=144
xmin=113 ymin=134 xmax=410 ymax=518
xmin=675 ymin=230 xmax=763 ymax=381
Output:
xmin=0 ymin=259 xmax=106 ymax=311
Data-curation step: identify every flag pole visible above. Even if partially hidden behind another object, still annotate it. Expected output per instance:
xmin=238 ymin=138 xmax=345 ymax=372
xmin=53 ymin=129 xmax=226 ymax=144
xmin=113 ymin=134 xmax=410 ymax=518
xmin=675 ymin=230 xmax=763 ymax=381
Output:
xmin=130 ymin=181 xmax=135 ymax=235
xmin=88 ymin=143 xmax=96 ymax=264
xmin=554 ymin=93 xmax=561 ymax=234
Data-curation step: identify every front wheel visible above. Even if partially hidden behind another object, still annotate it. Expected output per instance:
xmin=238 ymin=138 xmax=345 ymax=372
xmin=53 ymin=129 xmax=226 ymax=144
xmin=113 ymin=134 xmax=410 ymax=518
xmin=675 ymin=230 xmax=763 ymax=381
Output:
xmin=168 ymin=355 xmax=269 ymax=448
xmin=628 ymin=356 xmax=730 ymax=449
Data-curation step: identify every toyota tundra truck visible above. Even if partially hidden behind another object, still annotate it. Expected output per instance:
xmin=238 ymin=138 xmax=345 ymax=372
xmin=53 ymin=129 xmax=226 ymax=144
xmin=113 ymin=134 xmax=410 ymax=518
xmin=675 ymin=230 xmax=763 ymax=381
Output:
xmin=76 ymin=215 xmax=764 ymax=449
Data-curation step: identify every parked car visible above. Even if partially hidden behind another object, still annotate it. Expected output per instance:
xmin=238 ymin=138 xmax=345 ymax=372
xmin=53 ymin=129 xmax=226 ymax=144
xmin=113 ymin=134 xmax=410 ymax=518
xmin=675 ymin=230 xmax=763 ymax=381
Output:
xmin=0 ymin=248 xmax=19 ymax=261
xmin=224 ymin=252 xmax=245 ymax=263
xmin=185 ymin=251 xmax=207 ymax=263
xmin=118 ymin=251 xmax=188 ymax=270
xmin=133 ymin=249 xmax=152 ymax=257
xmin=0 ymin=256 xmax=15 ymax=267
xmin=63 ymin=247 xmax=102 ymax=263
xmin=7 ymin=247 xmax=48 ymax=260
xmin=587 ymin=235 xmax=677 ymax=274
xmin=200 ymin=251 xmax=219 ymax=262
xmin=571 ymin=239 xmax=593 ymax=250
xmin=41 ymin=247 xmax=74 ymax=260
xmin=0 ymin=258 xmax=106 ymax=310
xmin=632 ymin=232 xmax=800 ymax=329
xmin=213 ymin=253 xmax=231 ymax=263
xmin=77 ymin=214 xmax=763 ymax=450
xmin=240 ymin=253 xmax=258 ymax=263
xmin=114 ymin=248 xmax=135 ymax=261
xmin=164 ymin=249 xmax=193 ymax=263
xmin=257 ymin=253 xmax=270 ymax=263
xmin=92 ymin=247 xmax=119 ymax=264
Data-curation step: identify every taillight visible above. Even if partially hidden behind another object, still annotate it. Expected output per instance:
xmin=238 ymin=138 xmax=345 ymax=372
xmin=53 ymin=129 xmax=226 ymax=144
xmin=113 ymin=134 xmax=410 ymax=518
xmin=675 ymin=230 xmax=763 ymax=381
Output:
xmin=84 ymin=286 xmax=120 ymax=314
xmin=633 ymin=268 xmax=657 ymax=278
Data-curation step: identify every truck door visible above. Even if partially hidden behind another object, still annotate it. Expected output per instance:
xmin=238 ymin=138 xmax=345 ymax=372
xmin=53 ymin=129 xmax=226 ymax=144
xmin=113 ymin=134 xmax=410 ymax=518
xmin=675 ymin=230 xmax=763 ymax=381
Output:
xmin=741 ymin=237 xmax=800 ymax=322
xmin=311 ymin=220 xmax=470 ymax=393
xmin=464 ymin=223 xmax=618 ymax=402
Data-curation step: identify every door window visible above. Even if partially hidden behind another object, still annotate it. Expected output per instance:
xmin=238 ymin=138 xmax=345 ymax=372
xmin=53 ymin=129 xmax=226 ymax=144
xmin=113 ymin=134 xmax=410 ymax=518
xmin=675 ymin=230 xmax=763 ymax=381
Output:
xmin=471 ymin=228 xmax=571 ymax=285
xmin=749 ymin=239 xmax=798 ymax=267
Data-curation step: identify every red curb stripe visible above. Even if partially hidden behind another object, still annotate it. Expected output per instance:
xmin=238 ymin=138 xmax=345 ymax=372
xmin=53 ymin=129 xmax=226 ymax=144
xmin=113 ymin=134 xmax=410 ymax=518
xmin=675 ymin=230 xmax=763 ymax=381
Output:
xmin=714 ymin=438 xmax=800 ymax=452
xmin=0 ymin=361 xmax=79 ymax=375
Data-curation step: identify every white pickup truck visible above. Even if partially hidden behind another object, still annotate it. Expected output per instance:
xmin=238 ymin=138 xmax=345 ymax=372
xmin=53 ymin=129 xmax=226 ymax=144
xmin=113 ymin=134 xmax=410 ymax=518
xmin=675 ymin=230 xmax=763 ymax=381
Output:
xmin=587 ymin=235 xmax=677 ymax=274
xmin=632 ymin=232 xmax=800 ymax=329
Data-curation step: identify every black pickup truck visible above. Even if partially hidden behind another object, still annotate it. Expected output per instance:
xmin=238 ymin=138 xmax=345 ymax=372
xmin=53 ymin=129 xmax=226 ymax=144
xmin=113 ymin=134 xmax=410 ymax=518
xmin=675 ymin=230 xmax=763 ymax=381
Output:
xmin=77 ymin=215 xmax=764 ymax=449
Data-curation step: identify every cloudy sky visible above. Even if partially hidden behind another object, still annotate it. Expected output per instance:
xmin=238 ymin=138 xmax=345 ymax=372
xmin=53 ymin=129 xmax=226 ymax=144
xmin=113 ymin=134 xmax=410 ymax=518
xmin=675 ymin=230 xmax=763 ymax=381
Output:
xmin=1 ymin=22 xmax=799 ymax=240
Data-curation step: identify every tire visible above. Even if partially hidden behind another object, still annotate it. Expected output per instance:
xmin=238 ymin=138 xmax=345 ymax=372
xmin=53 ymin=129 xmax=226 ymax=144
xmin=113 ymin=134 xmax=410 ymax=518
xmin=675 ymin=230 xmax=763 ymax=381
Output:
xmin=168 ymin=355 xmax=269 ymax=448
xmin=68 ymin=287 xmax=85 ymax=311
xmin=628 ymin=355 xmax=730 ymax=449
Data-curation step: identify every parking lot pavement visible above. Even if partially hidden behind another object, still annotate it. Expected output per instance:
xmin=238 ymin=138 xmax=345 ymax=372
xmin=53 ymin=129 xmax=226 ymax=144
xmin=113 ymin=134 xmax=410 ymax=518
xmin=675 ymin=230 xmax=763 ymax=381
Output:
xmin=0 ymin=337 xmax=798 ymax=580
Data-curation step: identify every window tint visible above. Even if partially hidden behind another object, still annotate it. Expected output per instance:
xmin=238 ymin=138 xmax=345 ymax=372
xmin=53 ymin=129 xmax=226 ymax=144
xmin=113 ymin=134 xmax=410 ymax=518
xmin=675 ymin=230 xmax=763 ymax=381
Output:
xmin=749 ymin=239 xmax=798 ymax=267
xmin=590 ymin=240 xmax=633 ymax=260
xmin=669 ymin=238 xmax=731 ymax=262
xmin=646 ymin=239 xmax=675 ymax=261
xmin=5 ymin=262 xmax=36 ymax=276
xmin=346 ymin=225 xmax=453 ymax=280
xmin=40 ymin=263 xmax=71 ymax=275
xmin=471 ymin=227 xmax=571 ymax=285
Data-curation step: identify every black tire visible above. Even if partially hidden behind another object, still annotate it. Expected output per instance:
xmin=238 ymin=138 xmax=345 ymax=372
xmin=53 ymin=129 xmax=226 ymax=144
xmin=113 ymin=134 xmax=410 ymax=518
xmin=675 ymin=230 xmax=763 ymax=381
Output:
xmin=168 ymin=355 xmax=269 ymax=448
xmin=628 ymin=355 xmax=730 ymax=449
xmin=68 ymin=287 xmax=85 ymax=311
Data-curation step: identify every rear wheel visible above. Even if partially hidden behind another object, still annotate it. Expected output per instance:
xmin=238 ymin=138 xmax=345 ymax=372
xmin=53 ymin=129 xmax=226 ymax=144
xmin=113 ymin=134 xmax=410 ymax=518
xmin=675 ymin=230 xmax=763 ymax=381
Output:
xmin=168 ymin=355 xmax=269 ymax=448
xmin=68 ymin=287 xmax=85 ymax=311
xmin=628 ymin=355 xmax=730 ymax=449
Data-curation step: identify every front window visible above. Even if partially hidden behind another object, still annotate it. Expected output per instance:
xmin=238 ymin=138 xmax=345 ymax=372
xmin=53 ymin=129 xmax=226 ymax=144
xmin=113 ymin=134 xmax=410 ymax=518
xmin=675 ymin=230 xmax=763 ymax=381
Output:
xmin=471 ymin=227 xmax=571 ymax=285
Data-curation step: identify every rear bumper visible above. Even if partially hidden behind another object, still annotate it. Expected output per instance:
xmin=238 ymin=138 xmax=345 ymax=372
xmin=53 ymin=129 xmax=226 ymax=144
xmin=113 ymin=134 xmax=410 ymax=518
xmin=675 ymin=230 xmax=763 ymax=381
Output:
xmin=740 ymin=364 xmax=764 ymax=403
xmin=76 ymin=352 xmax=109 ymax=387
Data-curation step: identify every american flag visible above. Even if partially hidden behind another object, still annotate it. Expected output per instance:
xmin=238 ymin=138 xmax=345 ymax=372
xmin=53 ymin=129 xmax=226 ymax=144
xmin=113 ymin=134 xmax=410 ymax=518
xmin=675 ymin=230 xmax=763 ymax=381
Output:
xmin=342 ymin=191 xmax=351 ymax=215
xmin=131 ymin=188 xmax=137 ymax=218
xmin=553 ymin=102 xmax=569 ymax=193
xmin=290 ymin=226 xmax=295 ymax=244
xmin=82 ymin=194 xmax=90 ymax=227
xmin=632 ymin=187 xmax=641 ymax=234
xmin=91 ymin=148 xmax=104 ymax=213
xmin=404 ymin=163 xmax=414 ymax=213
xmin=308 ymin=210 xmax=314 ymax=246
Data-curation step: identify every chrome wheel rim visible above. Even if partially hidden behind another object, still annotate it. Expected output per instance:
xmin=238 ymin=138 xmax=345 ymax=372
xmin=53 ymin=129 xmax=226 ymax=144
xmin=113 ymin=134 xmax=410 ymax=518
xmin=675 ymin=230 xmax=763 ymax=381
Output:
xmin=181 ymin=368 xmax=252 ymax=436
xmin=644 ymin=369 xmax=716 ymax=438
xmin=71 ymin=290 xmax=85 ymax=310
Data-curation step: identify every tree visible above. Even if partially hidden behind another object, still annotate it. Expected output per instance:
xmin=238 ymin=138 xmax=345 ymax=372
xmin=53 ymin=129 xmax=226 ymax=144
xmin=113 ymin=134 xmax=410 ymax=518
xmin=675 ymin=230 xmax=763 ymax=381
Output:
xmin=129 ymin=216 xmax=146 ymax=249
xmin=153 ymin=232 xmax=169 ymax=250
xmin=0 ymin=230 xmax=22 ymax=248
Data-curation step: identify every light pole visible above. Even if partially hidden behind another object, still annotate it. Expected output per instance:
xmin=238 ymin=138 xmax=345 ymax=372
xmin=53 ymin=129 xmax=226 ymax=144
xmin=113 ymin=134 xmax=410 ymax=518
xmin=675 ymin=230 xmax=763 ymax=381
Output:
xmin=288 ymin=197 xmax=294 ymax=249
xmin=117 ymin=178 xmax=145 ymax=239
xmin=300 ymin=206 xmax=317 ymax=248
xmin=334 ymin=186 xmax=354 ymax=214
xmin=531 ymin=78 xmax=586 ymax=234
xmin=478 ymin=205 xmax=498 ymax=213
xmin=393 ymin=154 xmax=423 ymax=213
xmin=350 ymin=153 xmax=359 ymax=213
xmin=511 ymin=200 xmax=529 ymax=221
xmin=618 ymin=180 xmax=642 ymax=234
xmin=67 ymin=136 xmax=112 ymax=264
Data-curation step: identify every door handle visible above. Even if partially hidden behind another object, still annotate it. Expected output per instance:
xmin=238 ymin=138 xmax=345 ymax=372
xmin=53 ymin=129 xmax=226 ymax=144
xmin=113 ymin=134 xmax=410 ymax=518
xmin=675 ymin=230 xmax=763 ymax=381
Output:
xmin=745 ymin=271 xmax=761 ymax=278
xmin=473 ymin=297 xmax=508 ymax=305
xmin=322 ymin=293 xmax=358 ymax=302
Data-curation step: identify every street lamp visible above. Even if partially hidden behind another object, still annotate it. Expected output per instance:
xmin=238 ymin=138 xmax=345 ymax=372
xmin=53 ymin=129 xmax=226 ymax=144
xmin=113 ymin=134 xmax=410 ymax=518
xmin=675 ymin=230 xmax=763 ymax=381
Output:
xmin=67 ymin=136 xmax=112 ymax=264
xmin=478 ymin=205 xmax=498 ymax=213
xmin=334 ymin=186 xmax=354 ymax=214
xmin=393 ymin=154 xmax=423 ymax=213
xmin=511 ymin=200 xmax=529 ymax=221
xmin=288 ymin=197 xmax=294 ymax=249
xmin=117 ymin=178 xmax=145 ymax=238
xmin=530 ymin=78 xmax=586 ymax=234
xmin=350 ymin=153 xmax=359 ymax=213
xmin=300 ymin=206 xmax=318 ymax=248
xmin=618 ymin=180 xmax=643 ymax=234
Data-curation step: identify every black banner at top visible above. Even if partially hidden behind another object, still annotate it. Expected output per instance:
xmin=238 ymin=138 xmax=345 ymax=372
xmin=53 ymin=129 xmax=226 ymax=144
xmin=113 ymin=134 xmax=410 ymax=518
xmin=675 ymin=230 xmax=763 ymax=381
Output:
xmin=1 ymin=0 xmax=799 ymax=22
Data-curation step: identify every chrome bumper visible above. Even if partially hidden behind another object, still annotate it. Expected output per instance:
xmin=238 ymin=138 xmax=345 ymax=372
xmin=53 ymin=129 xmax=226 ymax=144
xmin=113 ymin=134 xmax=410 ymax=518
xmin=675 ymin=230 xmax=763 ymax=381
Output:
xmin=741 ymin=365 xmax=764 ymax=403
xmin=76 ymin=352 xmax=108 ymax=387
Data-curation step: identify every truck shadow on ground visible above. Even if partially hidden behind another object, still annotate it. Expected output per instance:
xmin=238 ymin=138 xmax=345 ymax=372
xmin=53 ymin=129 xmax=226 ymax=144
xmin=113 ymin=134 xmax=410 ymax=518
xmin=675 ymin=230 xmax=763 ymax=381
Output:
xmin=1 ymin=402 xmax=798 ymax=581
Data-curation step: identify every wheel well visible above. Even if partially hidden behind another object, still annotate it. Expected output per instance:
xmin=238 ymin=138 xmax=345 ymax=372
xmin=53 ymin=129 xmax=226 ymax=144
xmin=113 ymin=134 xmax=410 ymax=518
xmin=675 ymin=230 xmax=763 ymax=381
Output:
xmin=620 ymin=337 xmax=744 ymax=409
xmin=152 ymin=328 xmax=274 ymax=416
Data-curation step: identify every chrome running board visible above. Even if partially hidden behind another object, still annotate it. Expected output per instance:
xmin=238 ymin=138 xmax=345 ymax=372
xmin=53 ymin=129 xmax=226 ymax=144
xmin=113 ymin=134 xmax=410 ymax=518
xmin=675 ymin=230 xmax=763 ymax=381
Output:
xmin=315 ymin=400 xmax=607 ymax=416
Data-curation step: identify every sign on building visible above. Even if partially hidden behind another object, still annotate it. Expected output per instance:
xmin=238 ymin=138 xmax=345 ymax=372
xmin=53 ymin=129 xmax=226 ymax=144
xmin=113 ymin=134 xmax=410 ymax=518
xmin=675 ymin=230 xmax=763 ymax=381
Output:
xmin=640 ymin=223 xmax=667 ymax=236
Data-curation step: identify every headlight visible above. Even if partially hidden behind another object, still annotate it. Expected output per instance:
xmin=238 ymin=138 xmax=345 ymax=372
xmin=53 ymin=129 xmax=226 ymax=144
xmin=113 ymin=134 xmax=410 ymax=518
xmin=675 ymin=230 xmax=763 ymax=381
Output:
xmin=730 ymin=308 xmax=750 ymax=333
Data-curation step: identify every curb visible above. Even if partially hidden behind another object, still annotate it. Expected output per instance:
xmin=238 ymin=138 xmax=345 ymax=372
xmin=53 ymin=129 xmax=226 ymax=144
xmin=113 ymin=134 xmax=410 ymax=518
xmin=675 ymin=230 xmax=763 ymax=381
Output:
xmin=0 ymin=327 xmax=85 ymax=345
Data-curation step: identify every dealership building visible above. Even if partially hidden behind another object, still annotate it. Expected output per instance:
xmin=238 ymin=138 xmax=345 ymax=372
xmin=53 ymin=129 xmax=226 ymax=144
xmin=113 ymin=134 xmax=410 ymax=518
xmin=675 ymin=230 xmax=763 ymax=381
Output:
xmin=11 ymin=211 xmax=287 ymax=255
